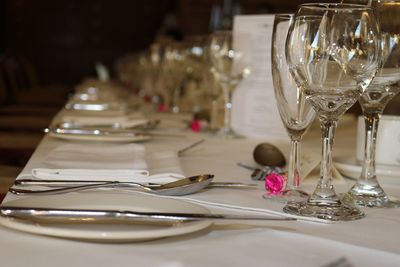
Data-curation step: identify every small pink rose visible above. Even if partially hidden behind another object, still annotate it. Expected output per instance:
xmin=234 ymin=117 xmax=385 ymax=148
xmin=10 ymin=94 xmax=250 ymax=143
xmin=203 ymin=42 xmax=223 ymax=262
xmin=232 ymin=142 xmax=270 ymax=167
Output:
xmin=265 ymin=173 xmax=287 ymax=194
xmin=158 ymin=103 xmax=168 ymax=112
xmin=191 ymin=120 xmax=202 ymax=132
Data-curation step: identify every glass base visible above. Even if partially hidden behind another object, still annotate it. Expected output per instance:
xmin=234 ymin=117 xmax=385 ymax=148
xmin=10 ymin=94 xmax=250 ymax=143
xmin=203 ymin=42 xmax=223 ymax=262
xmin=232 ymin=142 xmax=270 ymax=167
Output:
xmin=263 ymin=189 xmax=309 ymax=203
xmin=213 ymin=127 xmax=243 ymax=139
xmin=342 ymin=178 xmax=400 ymax=208
xmin=341 ymin=193 xmax=400 ymax=208
xmin=283 ymin=197 xmax=364 ymax=221
xmin=341 ymin=180 xmax=400 ymax=208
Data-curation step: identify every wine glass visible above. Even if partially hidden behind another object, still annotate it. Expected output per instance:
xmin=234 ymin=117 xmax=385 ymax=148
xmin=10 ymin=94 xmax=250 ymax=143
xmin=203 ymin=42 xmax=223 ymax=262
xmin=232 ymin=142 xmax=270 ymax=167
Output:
xmin=284 ymin=3 xmax=381 ymax=221
xmin=209 ymin=30 xmax=250 ymax=138
xmin=203 ymin=37 xmax=223 ymax=132
xmin=342 ymin=0 xmax=400 ymax=208
xmin=162 ymin=41 xmax=187 ymax=113
xmin=183 ymin=35 xmax=208 ymax=113
xmin=263 ymin=14 xmax=316 ymax=203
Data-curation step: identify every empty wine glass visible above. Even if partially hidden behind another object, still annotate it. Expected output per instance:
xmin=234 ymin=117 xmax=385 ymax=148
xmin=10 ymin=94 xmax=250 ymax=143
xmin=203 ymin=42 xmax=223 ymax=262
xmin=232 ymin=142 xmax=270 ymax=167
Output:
xmin=342 ymin=0 xmax=400 ymax=208
xmin=209 ymin=30 xmax=250 ymax=138
xmin=162 ymin=41 xmax=187 ymax=113
xmin=284 ymin=3 xmax=381 ymax=221
xmin=183 ymin=35 xmax=208 ymax=113
xmin=263 ymin=14 xmax=316 ymax=203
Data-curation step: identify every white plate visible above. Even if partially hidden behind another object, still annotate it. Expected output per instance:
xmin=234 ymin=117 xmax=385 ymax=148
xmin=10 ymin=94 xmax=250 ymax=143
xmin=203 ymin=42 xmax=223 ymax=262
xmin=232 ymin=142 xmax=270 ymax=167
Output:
xmin=0 ymin=192 xmax=212 ymax=242
xmin=334 ymin=156 xmax=400 ymax=185
xmin=49 ymin=131 xmax=151 ymax=143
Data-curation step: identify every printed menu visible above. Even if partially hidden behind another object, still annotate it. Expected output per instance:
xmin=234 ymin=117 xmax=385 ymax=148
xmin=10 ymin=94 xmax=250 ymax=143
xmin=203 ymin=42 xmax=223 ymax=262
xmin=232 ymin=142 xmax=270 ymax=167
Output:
xmin=231 ymin=14 xmax=287 ymax=140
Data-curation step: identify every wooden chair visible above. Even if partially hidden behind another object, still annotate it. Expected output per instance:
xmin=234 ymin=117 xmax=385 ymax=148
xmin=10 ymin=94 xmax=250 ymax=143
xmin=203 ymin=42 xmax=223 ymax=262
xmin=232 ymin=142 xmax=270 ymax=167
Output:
xmin=0 ymin=55 xmax=57 ymax=167
xmin=0 ymin=54 xmax=70 ymax=107
xmin=0 ymin=164 xmax=22 ymax=202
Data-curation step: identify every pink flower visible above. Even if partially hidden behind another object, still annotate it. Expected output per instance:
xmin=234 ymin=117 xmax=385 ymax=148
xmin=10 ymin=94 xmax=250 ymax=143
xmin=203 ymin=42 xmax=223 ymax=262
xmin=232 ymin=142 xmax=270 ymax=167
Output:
xmin=191 ymin=120 xmax=202 ymax=132
xmin=265 ymin=173 xmax=287 ymax=194
xmin=158 ymin=103 xmax=168 ymax=113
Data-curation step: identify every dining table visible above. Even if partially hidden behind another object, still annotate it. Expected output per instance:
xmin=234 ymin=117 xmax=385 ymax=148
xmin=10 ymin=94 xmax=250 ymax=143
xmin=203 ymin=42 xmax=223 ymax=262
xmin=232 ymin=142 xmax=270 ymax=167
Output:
xmin=0 ymin=98 xmax=399 ymax=267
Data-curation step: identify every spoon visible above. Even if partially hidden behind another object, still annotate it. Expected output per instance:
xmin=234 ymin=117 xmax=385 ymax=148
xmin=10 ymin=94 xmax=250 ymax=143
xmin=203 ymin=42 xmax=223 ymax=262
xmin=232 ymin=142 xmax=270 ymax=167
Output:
xmin=10 ymin=175 xmax=257 ymax=196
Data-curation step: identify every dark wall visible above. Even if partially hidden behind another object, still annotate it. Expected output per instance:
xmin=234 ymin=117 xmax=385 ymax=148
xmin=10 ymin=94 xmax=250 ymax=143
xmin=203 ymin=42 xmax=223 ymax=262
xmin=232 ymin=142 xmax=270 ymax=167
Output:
xmin=2 ymin=0 xmax=330 ymax=86
xmin=3 ymin=0 xmax=174 ymax=85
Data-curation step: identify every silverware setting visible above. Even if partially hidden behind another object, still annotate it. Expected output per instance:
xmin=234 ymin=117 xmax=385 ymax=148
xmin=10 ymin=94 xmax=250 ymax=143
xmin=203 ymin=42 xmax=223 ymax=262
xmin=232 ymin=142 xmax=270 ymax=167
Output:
xmin=58 ymin=118 xmax=160 ymax=130
xmin=10 ymin=174 xmax=258 ymax=196
xmin=64 ymin=102 xmax=126 ymax=112
xmin=0 ymin=206 xmax=296 ymax=225
xmin=44 ymin=127 xmax=184 ymax=138
xmin=177 ymin=139 xmax=205 ymax=156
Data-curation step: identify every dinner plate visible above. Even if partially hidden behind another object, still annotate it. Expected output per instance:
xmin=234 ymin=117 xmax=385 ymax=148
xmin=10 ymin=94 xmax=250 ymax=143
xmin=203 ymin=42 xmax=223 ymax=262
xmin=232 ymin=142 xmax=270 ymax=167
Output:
xmin=65 ymin=101 xmax=126 ymax=112
xmin=48 ymin=131 xmax=151 ymax=143
xmin=334 ymin=156 xmax=400 ymax=185
xmin=0 ymin=192 xmax=212 ymax=242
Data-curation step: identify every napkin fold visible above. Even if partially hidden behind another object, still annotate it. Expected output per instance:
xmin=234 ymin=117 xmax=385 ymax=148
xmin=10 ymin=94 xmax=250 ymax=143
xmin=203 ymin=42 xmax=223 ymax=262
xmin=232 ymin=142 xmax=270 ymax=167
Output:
xmin=23 ymin=143 xmax=185 ymax=184
xmin=29 ymin=169 xmax=184 ymax=184
xmin=32 ymin=168 xmax=148 ymax=180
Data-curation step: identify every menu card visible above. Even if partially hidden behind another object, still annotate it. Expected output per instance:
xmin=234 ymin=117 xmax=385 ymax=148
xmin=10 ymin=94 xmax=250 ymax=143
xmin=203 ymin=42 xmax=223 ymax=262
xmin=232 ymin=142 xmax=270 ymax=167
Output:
xmin=231 ymin=15 xmax=287 ymax=140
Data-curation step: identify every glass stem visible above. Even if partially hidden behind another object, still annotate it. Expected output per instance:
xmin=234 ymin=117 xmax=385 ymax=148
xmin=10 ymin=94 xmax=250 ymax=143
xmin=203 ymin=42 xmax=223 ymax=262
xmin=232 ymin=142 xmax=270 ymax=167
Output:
xmin=172 ymin=80 xmax=184 ymax=113
xmin=287 ymin=137 xmax=301 ymax=189
xmin=360 ymin=112 xmax=380 ymax=182
xmin=210 ymin=98 xmax=219 ymax=131
xmin=310 ymin=118 xmax=338 ymax=201
xmin=222 ymin=84 xmax=234 ymax=132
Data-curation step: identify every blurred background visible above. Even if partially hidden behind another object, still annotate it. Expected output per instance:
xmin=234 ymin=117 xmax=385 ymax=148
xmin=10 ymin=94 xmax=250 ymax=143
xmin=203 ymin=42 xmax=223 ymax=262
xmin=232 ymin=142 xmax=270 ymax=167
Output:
xmin=1 ymin=0 xmax=335 ymax=197
xmin=0 ymin=0 xmax=325 ymax=86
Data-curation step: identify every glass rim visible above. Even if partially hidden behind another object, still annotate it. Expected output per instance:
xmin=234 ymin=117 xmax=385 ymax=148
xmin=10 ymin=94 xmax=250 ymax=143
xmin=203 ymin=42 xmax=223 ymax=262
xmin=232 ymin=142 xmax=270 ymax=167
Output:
xmin=299 ymin=3 xmax=372 ymax=11
xmin=274 ymin=13 xmax=294 ymax=19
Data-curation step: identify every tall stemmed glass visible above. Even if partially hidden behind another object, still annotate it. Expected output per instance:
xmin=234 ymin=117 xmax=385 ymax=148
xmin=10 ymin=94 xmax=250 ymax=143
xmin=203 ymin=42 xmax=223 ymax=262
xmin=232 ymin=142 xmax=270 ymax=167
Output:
xmin=209 ymin=30 xmax=250 ymax=138
xmin=263 ymin=14 xmax=316 ymax=202
xmin=184 ymin=35 xmax=208 ymax=113
xmin=284 ymin=4 xmax=381 ymax=221
xmin=343 ymin=0 xmax=400 ymax=208
xmin=162 ymin=41 xmax=187 ymax=113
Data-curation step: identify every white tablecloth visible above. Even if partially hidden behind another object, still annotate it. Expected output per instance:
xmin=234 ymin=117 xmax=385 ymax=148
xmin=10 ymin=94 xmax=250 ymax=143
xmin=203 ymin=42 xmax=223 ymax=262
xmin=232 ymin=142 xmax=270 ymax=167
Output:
xmin=1 ymin=113 xmax=399 ymax=267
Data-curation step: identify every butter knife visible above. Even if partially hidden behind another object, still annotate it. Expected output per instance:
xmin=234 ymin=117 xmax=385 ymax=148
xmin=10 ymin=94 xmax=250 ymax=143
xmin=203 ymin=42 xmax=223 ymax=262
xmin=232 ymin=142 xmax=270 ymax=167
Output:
xmin=0 ymin=206 xmax=296 ymax=224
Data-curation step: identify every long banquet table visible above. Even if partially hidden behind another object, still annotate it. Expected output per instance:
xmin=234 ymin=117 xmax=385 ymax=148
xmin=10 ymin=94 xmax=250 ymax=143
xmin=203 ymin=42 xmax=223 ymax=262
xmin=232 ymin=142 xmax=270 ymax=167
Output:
xmin=0 ymin=110 xmax=399 ymax=267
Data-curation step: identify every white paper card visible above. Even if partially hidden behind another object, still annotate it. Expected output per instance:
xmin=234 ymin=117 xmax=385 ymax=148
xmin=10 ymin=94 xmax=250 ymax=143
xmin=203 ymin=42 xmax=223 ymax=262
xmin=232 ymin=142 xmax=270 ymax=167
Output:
xmin=231 ymin=15 xmax=287 ymax=140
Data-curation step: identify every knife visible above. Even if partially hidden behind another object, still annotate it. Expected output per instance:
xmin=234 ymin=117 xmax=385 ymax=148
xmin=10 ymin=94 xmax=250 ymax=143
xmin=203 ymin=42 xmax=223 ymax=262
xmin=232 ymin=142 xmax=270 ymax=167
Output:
xmin=0 ymin=206 xmax=296 ymax=225
xmin=13 ymin=179 xmax=259 ymax=189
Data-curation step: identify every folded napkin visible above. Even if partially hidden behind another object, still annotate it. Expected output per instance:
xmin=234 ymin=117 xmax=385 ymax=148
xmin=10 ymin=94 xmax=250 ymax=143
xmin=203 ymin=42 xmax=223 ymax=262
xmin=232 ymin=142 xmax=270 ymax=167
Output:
xmin=60 ymin=112 xmax=149 ymax=129
xmin=22 ymin=143 xmax=184 ymax=184
xmin=32 ymin=168 xmax=149 ymax=180
xmin=28 ymin=169 xmax=184 ymax=184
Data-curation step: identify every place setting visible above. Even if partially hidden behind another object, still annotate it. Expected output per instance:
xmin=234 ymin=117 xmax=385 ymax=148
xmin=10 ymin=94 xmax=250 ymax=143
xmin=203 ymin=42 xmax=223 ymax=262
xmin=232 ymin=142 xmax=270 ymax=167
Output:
xmin=0 ymin=139 xmax=294 ymax=242
xmin=44 ymin=127 xmax=154 ymax=143
xmin=43 ymin=78 xmax=187 ymax=143
xmin=0 ymin=127 xmax=350 ymax=245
